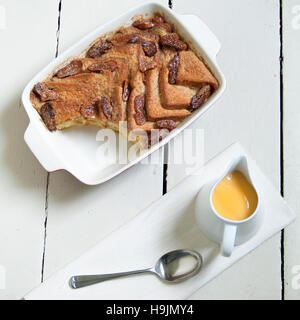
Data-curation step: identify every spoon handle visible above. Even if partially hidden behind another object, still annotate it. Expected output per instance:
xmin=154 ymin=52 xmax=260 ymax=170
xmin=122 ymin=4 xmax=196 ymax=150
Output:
xmin=70 ymin=268 xmax=154 ymax=289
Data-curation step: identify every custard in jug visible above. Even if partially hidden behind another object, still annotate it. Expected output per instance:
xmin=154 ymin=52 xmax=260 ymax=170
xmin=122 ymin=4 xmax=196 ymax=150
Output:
xmin=212 ymin=170 xmax=258 ymax=221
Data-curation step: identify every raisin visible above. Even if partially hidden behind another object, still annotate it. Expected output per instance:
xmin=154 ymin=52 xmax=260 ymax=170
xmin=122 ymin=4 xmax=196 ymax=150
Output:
xmin=152 ymin=16 xmax=164 ymax=25
xmin=122 ymin=80 xmax=130 ymax=102
xmin=56 ymin=60 xmax=83 ymax=78
xmin=156 ymin=119 xmax=177 ymax=130
xmin=40 ymin=102 xmax=56 ymax=131
xmin=168 ymin=54 xmax=180 ymax=84
xmin=80 ymin=103 xmax=97 ymax=119
xmin=132 ymin=19 xmax=154 ymax=30
xmin=190 ymin=85 xmax=212 ymax=110
xmin=128 ymin=34 xmax=143 ymax=43
xmin=100 ymin=97 xmax=113 ymax=119
xmin=134 ymin=95 xmax=144 ymax=113
xmin=134 ymin=95 xmax=146 ymax=126
xmin=88 ymin=60 xmax=118 ymax=72
xmin=141 ymin=41 xmax=157 ymax=57
xmin=160 ymin=33 xmax=187 ymax=50
xmin=135 ymin=112 xmax=146 ymax=126
xmin=88 ymin=40 xmax=112 ymax=58
xmin=33 ymin=82 xmax=59 ymax=102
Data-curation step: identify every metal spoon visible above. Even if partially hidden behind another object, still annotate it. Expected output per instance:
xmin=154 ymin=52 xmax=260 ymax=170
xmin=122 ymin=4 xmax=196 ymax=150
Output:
xmin=70 ymin=249 xmax=202 ymax=289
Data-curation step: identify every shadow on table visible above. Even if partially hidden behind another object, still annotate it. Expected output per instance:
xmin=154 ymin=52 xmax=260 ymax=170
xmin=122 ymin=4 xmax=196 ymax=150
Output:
xmin=0 ymin=95 xmax=100 ymax=199
xmin=47 ymin=160 xmax=140 ymax=204
xmin=0 ymin=96 xmax=160 ymax=213
xmin=0 ymin=96 xmax=47 ymax=191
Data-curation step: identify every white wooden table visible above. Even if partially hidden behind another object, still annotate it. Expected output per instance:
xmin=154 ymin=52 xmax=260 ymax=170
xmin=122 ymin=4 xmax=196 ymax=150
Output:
xmin=0 ymin=0 xmax=299 ymax=300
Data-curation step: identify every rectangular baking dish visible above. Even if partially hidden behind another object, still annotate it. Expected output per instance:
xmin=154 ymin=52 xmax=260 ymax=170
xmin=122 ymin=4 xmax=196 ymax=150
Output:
xmin=22 ymin=1 xmax=226 ymax=185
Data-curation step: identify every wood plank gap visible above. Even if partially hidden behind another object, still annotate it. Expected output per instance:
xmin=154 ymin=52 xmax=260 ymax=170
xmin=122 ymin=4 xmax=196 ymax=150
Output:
xmin=163 ymin=144 xmax=168 ymax=195
xmin=279 ymin=0 xmax=285 ymax=300
xmin=163 ymin=0 xmax=172 ymax=194
xmin=55 ymin=0 xmax=62 ymax=57
xmin=41 ymin=173 xmax=50 ymax=282
xmin=41 ymin=0 xmax=62 ymax=283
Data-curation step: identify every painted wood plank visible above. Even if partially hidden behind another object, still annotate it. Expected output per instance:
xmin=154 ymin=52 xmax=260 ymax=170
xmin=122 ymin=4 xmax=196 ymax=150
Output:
xmin=25 ymin=142 xmax=295 ymax=300
xmin=43 ymin=0 xmax=166 ymax=279
xmin=171 ymin=0 xmax=282 ymax=299
xmin=0 ymin=0 xmax=59 ymax=299
xmin=282 ymin=0 xmax=300 ymax=300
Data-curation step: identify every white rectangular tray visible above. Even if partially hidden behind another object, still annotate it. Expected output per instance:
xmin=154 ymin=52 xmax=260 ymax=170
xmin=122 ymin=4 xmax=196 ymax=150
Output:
xmin=24 ymin=142 xmax=295 ymax=299
xmin=22 ymin=1 xmax=226 ymax=185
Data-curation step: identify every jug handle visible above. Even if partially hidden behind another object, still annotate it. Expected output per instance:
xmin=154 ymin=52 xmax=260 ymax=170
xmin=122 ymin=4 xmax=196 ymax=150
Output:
xmin=221 ymin=224 xmax=237 ymax=257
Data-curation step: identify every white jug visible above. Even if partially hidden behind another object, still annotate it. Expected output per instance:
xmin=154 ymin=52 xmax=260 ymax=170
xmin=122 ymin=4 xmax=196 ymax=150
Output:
xmin=195 ymin=155 xmax=263 ymax=257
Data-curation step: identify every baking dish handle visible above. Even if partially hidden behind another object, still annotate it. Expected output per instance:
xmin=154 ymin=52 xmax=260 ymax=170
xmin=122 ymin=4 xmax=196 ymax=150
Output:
xmin=178 ymin=14 xmax=221 ymax=57
xmin=24 ymin=124 xmax=63 ymax=172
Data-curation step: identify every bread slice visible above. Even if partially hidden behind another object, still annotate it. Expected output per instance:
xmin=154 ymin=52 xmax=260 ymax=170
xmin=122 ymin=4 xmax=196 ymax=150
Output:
xmin=176 ymin=51 xmax=219 ymax=90
xmin=159 ymin=49 xmax=197 ymax=109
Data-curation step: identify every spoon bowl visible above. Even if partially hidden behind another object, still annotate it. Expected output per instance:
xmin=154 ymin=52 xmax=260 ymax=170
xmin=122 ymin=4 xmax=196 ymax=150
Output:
xmin=154 ymin=249 xmax=203 ymax=282
xmin=70 ymin=249 xmax=203 ymax=289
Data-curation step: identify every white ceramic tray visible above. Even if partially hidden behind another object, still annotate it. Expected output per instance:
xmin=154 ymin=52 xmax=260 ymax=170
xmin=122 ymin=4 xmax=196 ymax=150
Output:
xmin=24 ymin=143 xmax=295 ymax=300
xmin=22 ymin=1 xmax=226 ymax=185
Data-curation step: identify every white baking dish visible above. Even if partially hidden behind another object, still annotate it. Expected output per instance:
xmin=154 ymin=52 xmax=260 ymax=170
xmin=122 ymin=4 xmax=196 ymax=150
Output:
xmin=22 ymin=1 xmax=226 ymax=185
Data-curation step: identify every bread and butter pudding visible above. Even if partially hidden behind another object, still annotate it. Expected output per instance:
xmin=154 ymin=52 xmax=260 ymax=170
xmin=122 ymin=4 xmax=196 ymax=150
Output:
xmin=30 ymin=15 xmax=219 ymax=146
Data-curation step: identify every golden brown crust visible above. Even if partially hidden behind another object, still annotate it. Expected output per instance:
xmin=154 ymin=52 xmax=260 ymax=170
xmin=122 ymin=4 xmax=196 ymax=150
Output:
xmin=146 ymin=67 xmax=191 ymax=120
xmin=176 ymin=51 xmax=219 ymax=90
xmin=30 ymin=14 xmax=219 ymax=146
xmin=159 ymin=49 xmax=197 ymax=109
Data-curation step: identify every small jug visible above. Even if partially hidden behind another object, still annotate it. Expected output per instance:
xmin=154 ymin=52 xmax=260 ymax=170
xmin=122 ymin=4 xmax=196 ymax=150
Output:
xmin=195 ymin=155 xmax=263 ymax=257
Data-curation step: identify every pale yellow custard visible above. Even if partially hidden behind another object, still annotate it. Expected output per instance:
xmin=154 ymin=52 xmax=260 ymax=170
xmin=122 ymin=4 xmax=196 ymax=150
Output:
xmin=212 ymin=170 xmax=258 ymax=221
